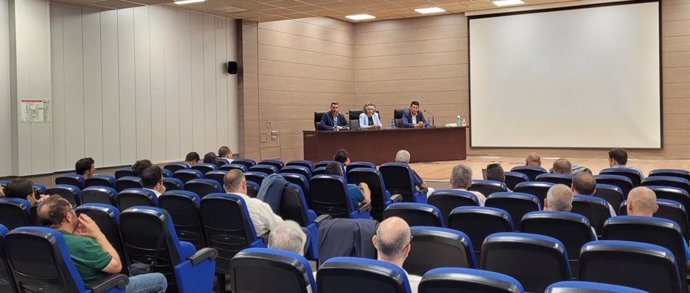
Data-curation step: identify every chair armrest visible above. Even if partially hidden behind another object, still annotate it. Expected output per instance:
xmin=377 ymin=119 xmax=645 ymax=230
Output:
xmin=188 ymin=247 xmax=218 ymax=266
xmin=314 ymin=214 xmax=332 ymax=224
xmin=390 ymin=193 xmax=403 ymax=203
xmin=357 ymin=203 xmax=372 ymax=213
xmin=87 ymin=274 xmax=129 ymax=293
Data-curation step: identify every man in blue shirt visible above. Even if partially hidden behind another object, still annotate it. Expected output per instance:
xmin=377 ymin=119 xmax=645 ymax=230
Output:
xmin=325 ymin=162 xmax=370 ymax=207
xmin=401 ymin=101 xmax=430 ymax=128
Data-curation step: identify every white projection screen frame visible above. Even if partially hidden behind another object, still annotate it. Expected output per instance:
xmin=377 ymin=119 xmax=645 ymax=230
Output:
xmin=469 ymin=1 xmax=661 ymax=148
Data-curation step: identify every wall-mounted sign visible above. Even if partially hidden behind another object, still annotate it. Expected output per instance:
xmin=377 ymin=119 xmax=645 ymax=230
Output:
xmin=21 ymin=99 xmax=50 ymax=123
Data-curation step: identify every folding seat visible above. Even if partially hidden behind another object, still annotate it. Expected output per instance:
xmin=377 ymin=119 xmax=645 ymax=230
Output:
xmin=244 ymin=171 xmax=267 ymax=187
xmin=286 ymin=159 xmax=314 ymax=172
xmin=276 ymin=183 xmax=331 ymax=260
xmin=46 ymin=184 xmax=83 ymax=206
xmin=346 ymin=161 xmax=376 ymax=173
xmin=427 ymin=189 xmax=478 ymax=223
xmin=218 ymin=158 xmax=233 ymax=165
xmin=219 ymin=163 xmax=248 ymax=172
xmin=594 ymin=183 xmax=624 ymax=210
xmin=348 ymin=168 xmax=401 ymax=221
xmin=315 ymin=160 xmax=337 ymax=170
xmin=380 ymin=162 xmax=427 ymax=203
xmin=642 ymin=175 xmax=690 ymax=195
xmin=282 ymin=173 xmax=311 ymax=204
xmin=513 ymin=181 xmax=554 ymax=203
xmin=594 ymin=175 xmax=633 ymax=198
xmin=649 ymin=168 xmax=690 ymax=182
xmin=230 ymin=248 xmax=316 ymax=293
xmin=184 ymin=178 xmax=222 ymax=198
xmin=114 ymin=167 xmax=134 ymax=179
xmin=246 ymin=181 xmax=260 ymax=198
xmin=191 ymin=163 xmax=217 ymax=175
xmin=85 ymin=174 xmax=116 ymax=188
xmin=5 ymin=227 xmax=128 ymax=293
xmin=599 ymin=167 xmax=643 ymax=187
xmin=164 ymin=162 xmax=189 ymax=173
xmin=646 ymin=185 xmax=690 ymax=218
xmin=75 ymin=203 xmax=129 ymax=273
xmin=579 ymin=240 xmax=683 ymax=293
xmin=318 ymin=257 xmax=412 ymax=293
xmin=55 ymin=173 xmax=85 ymax=189
xmin=0 ymin=179 xmax=7 ymax=187
xmin=419 ymin=267 xmax=524 ymax=293
xmin=0 ymin=198 xmax=32 ymax=230
xmin=310 ymin=174 xmax=371 ymax=219
xmin=312 ymin=166 xmax=327 ymax=176
xmin=535 ymin=173 xmax=573 ymax=186
xmin=481 ymin=232 xmax=571 ymax=293
xmin=485 ymin=192 xmax=541 ymax=229
xmin=249 ymin=164 xmax=279 ymax=175
xmin=571 ymin=195 xmax=613 ymax=237
xmin=510 ymin=166 xmax=547 ymax=181
xmin=120 ymin=207 xmax=218 ymax=293
xmin=116 ymin=188 xmax=158 ymax=211
xmin=0 ymin=225 xmax=16 ymax=293
xmin=447 ymin=206 xmax=514 ymax=259
xmin=545 ymin=281 xmax=646 ymax=293
xmin=404 ymin=227 xmax=476 ymax=276
xmin=258 ymin=159 xmax=284 ymax=171
xmin=162 ymin=177 xmax=184 ymax=191
xmin=280 ymin=165 xmax=312 ymax=178
xmin=504 ymin=171 xmax=528 ymax=191
xmin=173 ymin=169 xmax=203 ymax=184
xmin=469 ymin=180 xmax=508 ymax=197
xmin=161 ymin=169 xmax=173 ymax=178
xmin=115 ymin=176 xmax=143 ymax=192
xmin=233 ymin=158 xmax=257 ymax=170
xmin=203 ymin=170 xmax=227 ymax=187
xmin=159 ymin=190 xmax=205 ymax=250
xmin=384 ymin=203 xmax=443 ymax=227
xmin=33 ymin=183 xmax=47 ymax=194
xmin=81 ymin=186 xmax=118 ymax=206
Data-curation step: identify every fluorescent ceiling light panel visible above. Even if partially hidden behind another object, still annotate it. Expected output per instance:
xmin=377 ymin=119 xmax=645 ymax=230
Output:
xmin=493 ymin=0 xmax=525 ymax=6
xmin=415 ymin=7 xmax=446 ymax=14
xmin=175 ymin=0 xmax=205 ymax=4
xmin=346 ymin=14 xmax=376 ymax=21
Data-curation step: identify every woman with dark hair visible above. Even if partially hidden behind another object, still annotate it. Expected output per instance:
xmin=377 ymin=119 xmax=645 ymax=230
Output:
xmin=203 ymin=152 xmax=222 ymax=167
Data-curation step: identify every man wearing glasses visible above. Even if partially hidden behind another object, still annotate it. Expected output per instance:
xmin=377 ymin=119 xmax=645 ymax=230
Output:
xmin=372 ymin=217 xmax=420 ymax=293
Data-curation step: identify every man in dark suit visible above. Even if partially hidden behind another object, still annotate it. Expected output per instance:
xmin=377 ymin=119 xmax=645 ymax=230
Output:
xmin=401 ymin=100 xmax=430 ymax=128
xmin=318 ymin=101 xmax=350 ymax=130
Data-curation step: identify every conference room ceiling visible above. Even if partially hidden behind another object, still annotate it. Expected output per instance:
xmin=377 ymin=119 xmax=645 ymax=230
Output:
xmin=51 ymin=0 xmax=582 ymax=22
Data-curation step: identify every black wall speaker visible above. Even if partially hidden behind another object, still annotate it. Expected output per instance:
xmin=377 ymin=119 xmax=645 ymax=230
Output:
xmin=227 ymin=61 xmax=238 ymax=74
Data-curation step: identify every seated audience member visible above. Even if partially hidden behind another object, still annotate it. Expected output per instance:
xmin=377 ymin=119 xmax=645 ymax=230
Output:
xmin=218 ymin=146 xmax=233 ymax=163
xmin=485 ymin=163 xmax=505 ymax=183
xmin=132 ymin=159 xmax=153 ymax=177
xmin=359 ymin=102 xmax=382 ymax=129
xmin=203 ymin=152 xmax=222 ymax=168
xmin=525 ymin=152 xmax=542 ymax=167
xmin=544 ymin=184 xmax=573 ymax=212
xmin=268 ymin=220 xmax=307 ymax=256
xmin=317 ymin=101 xmax=349 ymax=131
xmin=450 ymin=164 xmax=486 ymax=206
xmin=395 ymin=150 xmax=434 ymax=197
xmin=3 ymin=178 xmax=47 ymax=206
xmin=552 ymin=158 xmax=572 ymax=174
xmin=608 ymin=148 xmax=644 ymax=182
xmin=0 ymin=184 xmax=3 ymax=196
xmin=325 ymin=162 xmax=371 ymax=206
xmin=627 ymin=186 xmax=690 ymax=270
xmin=142 ymin=166 xmax=166 ymax=197
xmin=185 ymin=152 xmax=200 ymax=167
xmin=572 ymin=172 xmax=616 ymax=216
xmin=401 ymin=101 xmax=430 ymax=128
xmin=372 ymin=217 xmax=420 ymax=293
xmin=75 ymin=157 xmax=96 ymax=179
xmin=38 ymin=195 xmax=167 ymax=293
xmin=223 ymin=170 xmax=284 ymax=236
xmin=333 ymin=148 xmax=351 ymax=166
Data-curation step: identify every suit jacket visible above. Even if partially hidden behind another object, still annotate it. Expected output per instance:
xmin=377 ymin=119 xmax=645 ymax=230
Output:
xmin=401 ymin=109 xmax=430 ymax=128
xmin=318 ymin=218 xmax=379 ymax=266
xmin=318 ymin=112 xmax=349 ymax=130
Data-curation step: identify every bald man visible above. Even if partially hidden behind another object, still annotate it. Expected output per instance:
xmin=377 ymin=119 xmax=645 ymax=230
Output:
xmin=544 ymin=184 xmax=573 ymax=212
xmin=372 ymin=217 xmax=420 ymax=293
xmin=525 ymin=152 xmax=541 ymax=167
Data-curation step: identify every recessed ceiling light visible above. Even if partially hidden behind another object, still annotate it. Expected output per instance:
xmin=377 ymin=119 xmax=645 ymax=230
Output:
xmin=415 ymin=7 xmax=446 ymax=14
xmin=346 ymin=14 xmax=376 ymax=21
xmin=492 ymin=0 xmax=525 ymax=6
xmin=174 ymin=0 xmax=205 ymax=5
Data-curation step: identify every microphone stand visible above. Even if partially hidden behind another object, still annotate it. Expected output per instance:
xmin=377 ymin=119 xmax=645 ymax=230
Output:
xmin=424 ymin=110 xmax=435 ymax=127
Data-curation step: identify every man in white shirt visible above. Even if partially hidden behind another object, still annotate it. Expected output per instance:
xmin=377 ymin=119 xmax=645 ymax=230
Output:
xmin=450 ymin=164 xmax=486 ymax=206
xmin=141 ymin=166 xmax=166 ymax=197
xmin=372 ymin=217 xmax=420 ymax=293
xmin=223 ymin=169 xmax=284 ymax=236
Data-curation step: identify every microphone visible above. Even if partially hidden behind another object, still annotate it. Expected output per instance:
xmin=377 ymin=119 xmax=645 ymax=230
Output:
xmin=423 ymin=110 xmax=435 ymax=127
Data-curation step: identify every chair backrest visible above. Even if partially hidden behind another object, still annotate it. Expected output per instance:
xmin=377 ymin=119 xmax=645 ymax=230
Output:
xmin=75 ymin=203 xmax=128 ymax=273
xmin=427 ymin=189 xmax=479 ymax=223
xmin=545 ymin=281 xmax=646 ymax=293
xmin=204 ymin=170 xmax=227 ymax=187
xmin=504 ymin=172 xmax=529 ymax=191
xmin=310 ymin=175 xmax=360 ymax=219
xmin=280 ymin=165 xmax=312 ymax=178
xmin=184 ymin=178 xmax=222 ymax=198
xmin=380 ymin=162 xmax=423 ymax=203
xmin=159 ymin=190 xmax=205 ymax=250
xmin=520 ymin=211 xmax=596 ymax=262
xmin=249 ymin=164 xmax=279 ymax=175
xmin=84 ymin=175 xmax=116 ymax=188
xmin=513 ymin=181 xmax=554 ymax=203
xmin=642 ymin=176 xmax=690 ymax=196
xmin=164 ymin=162 xmax=189 ymax=173
xmin=162 ymin=177 xmax=184 ymax=191
xmin=405 ymin=227 xmax=476 ymax=276
xmin=393 ymin=109 xmax=406 ymax=128
xmin=116 ymin=188 xmax=158 ymax=211
xmin=282 ymin=173 xmax=311 ymax=204
xmin=469 ymin=180 xmax=507 ymax=197
xmin=46 ymin=184 xmax=83 ymax=206
xmin=246 ymin=181 xmax=260 ymax=198
xmin=600 ymin=167 xmax=643 ymax=187
xmin=0 ymin=225 xmax=16 ymax=293
xmin=509 ymin=166 xmax=547 ymax=181
xmin=230 ymin=248 xmax=315 ymax=293
xmin=314 ymin=111 xmax=326 ymax=130
xmin=258 ymin=159 xmax=285 ymax=170
xmin=594 ymin=175 xmax=633 ymax=198
xmin=481 ymin=232 xmax=571 ymax=293
xmin=219 ymin=163 xmax=248 ymax=172
xmin=647 ymin=185 xmax=690 ymax=214
xmin=447 ymin=206 xmax=514 ymax=258
xmin=384 ymin=203 xmax=444 ymax=227
xmin=593 ymin=183 xmax=624 ymax=210
xmin=55 ymin=173 xmax=85 ymax=189
xmin=114 ymin=167 xmax=135 ymax=179
xmin=419 ymin=267 xmax=524 ymax=293
xmin=312 ymin=166 xmax=327 ymax=176
xmin=571 ymin=195 xmax=612 ymax=237
xmin=234 ymin=158 xmax=257 ymax=169
xmin=649 ymin=168 xmax=690 ymax=182
xmin=278 ymin=183 xmax=313 ymax=227
xmin=314 ymin=160 xmax=338 ymax=170
xmin=618 ymin=199 xmax=689 ymax=237
xmin=347 ymin=161 xmax=376 ymax=173
xmin=192 ymin=163 xmax=218 ymax=174
xmin=115 ymin=176 xmax=143 ymax=192
xmin=244 ymin=171 xmax=267 ymax=187
xmin=579 ymin=240 xmax=683 ymax=293
xmin=485 ymin=192 xmax=541 ymax=229
xmin=161 ymin=168 xmax=173 ymax=178
xmin=318 ymin=256 xmax=411 ymax=293
xmin=348 ymin=109 xmax=363 ymax=129
xmin=0 ymin=198 xmax=32 ymax=230
xmin=347 ymin=168 xmax=391 ymax=221
xmin=535 ymin=173 xmax=573 ymax=186
xmin=286 ymin=160 xmax=314 ymax=172
xmin=173 ymin=169 xmax=204 ymax=183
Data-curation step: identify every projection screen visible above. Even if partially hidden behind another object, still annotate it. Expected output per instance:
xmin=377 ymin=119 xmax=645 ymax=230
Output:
xmin=469 ymin=1 xmax=660 ymax=148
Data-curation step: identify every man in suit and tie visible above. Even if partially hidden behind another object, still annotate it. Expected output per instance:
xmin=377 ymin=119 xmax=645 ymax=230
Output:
xmin=318 ymin=101 xmax=350 ymax=131
xmin=401 ymin=101 xmax=430 ymax=128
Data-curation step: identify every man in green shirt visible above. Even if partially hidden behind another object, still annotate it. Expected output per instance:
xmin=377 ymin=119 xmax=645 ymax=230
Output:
xmin=38 ymin=195 xmax=167 ymax=292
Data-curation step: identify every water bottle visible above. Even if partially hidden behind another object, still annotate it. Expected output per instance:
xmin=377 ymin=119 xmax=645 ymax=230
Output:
xmin=455 ymin=115 xmax=461 ymax=127
xmin=390 ymin=119 xmax=396 ymax=129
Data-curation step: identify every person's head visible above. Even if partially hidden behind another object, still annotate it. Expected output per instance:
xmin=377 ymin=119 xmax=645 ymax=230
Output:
xmin=608 ymin=148 xmax=628 ymax=166
xmin=268 ymin=221 xmax=307 ymax=255
xmin=223 ymin=169 xmax=247 ymax=194
xmin=141 ymin=166 xmax=165 ymax=193
xmin=333 ymin=149 xmax=350 ymax=165
xmin=485 ymin=163 xmax=505 ymax=182
xmin=627 ymin=186 xmax=658 ymax=216
xmin=544 ymin=184 xmax=573 ymax=211
xmin=329 ymin=102 xmax=340 ymax=115
xmin=450 ymin=164 xmax=473 ymax=189
xmin=525 ymin=152 xmax=541 ymax=167
xmin=325 ymin=162 xmax=343 ymax=177
xmin=395 ymin=150 xmax=411 ymax=164
xmin=372 ymin=217 xmax=412 ymax=267
xmin=3 ymin=178 xmax=34 ymax=199
xmin=572 ymin=172 xmax=596 ymax=195
xmin=552 ymin=158 xmax=572 ymax=174
xmin=409 ymin=101 xmax=420 ymax=115
xmin=37 ymin=195 xmax=76 ymax=231
xmin=75 ymin=157 xmax=96 ymax=178
xmin=218 ymin=146 xmax=233 ymax=159
xmin=363 ymin=102 xmax=376 ymax=116
xmin=185 ymin=152 xmax=200 ymax=166
xmin=203 ymin=152 xmax=219 ymax=166
xmin=132 ymin=159 xmax=153 ymax=177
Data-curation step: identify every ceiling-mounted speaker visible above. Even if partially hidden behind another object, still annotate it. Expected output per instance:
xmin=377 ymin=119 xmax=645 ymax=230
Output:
xmin=227 ymin=61 xmax=238 ymax=74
